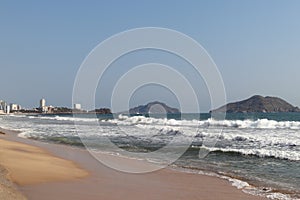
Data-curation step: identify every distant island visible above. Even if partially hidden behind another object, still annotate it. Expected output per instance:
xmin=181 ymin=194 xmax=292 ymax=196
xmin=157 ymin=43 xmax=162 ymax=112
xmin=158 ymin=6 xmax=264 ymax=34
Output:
xmin=211 ymin=95 xmax=300 ymax=113
xmin=129 ymin=101 xmax=180 ymax=114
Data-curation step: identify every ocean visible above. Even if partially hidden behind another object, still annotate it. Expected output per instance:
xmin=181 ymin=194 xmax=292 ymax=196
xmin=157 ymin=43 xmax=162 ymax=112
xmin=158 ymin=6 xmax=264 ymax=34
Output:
xmin=0 ymin=113 xmax=299 ymax=199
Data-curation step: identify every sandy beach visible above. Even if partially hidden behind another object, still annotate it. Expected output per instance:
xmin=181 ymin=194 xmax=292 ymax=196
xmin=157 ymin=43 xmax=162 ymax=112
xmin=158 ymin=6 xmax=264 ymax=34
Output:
xmin=0 ymin=128 xmax=267 ymax=200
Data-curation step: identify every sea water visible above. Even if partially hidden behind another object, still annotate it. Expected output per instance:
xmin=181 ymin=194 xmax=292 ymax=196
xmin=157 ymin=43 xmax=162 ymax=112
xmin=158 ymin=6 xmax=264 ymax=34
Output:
xmin=0 ymin=113 xmax=299 ymax=199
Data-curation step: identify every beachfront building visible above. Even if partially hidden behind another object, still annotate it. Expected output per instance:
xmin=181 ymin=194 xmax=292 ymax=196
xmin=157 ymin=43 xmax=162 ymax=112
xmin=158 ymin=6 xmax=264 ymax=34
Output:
xmin=0 ymin=100 xmax=5 ymax=111
xmin=10 ymin=103 xmax=21 ymax=111
xmin=74 ymin=103 xmax=82 ymax=110
xmin=6 ymin=105 xmax=10 ymax=114
xmin=40 ymin=98 xmax=48 ymax=113
xmin=40 ymin=98 xmax=46 ymax=108
xmin=0 ymin=101 xmax=11 ymax=114
xmin=39 ymin=98 xmax=54 ymax=113
xmin=0 ymin=101 xmax=4 ymax=115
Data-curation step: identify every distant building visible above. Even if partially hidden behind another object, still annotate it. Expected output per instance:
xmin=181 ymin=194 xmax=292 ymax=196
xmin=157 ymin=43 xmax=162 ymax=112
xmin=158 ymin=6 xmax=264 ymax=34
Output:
xmin=0 ymin=100 xmax=5 ymax=111
xmin=40 ymin=98 xmax=48 ymax=113
xmin=74 ymin=104 xmax=82 ymax=110
xmin=0 ymin=101 xmax=9 ymax=113
xmin=10 ymin=103 xmax=21 ymax=111
xmin=0 ymin=101 xmax=4 ymax=115
xmin=45 ymin=105 xmax=54 ymax=113
xmin=40 ymin=98 xmax=46 ymax=108
xmin=6 ymin=105 xmax=10 ymax=114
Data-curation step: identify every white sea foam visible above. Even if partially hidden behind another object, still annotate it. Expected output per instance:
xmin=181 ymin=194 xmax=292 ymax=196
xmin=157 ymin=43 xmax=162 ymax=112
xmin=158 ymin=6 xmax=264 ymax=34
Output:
xmin=28 ymin=115 xmax=99 ymax=122
xmin=113 ymin=115 xmax=300 ymax=130
xmin=197 ymin=170 xmax=297 ymax=200
xmin=198 ymin=170 xmax=297 ymax=200
xmin=204 ymin=118 xmax=300 ymax=130
xmin=197 ymin=170 xmax=251 ymax=190
xmin=266 ymin=193 xmax=294 ymax=200
xmin=204 ymin=147 xmax=300 ymax=161
xmin=198 ymin=171 xmax=298 ymax=200
xmin=228 ymin=178 xmax=250 ymax=189
xmin=20 ymin=114 xmax=300 ymax=131
xmin=108 ymin=115 xmax=184 ymax=126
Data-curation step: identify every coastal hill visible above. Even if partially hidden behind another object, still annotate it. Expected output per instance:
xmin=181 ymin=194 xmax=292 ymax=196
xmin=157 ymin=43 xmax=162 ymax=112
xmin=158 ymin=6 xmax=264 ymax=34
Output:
xmin=211 ymin=95 xmax=300 ymax=113
xmin=129 ymin=101 xmax=180 ymax=114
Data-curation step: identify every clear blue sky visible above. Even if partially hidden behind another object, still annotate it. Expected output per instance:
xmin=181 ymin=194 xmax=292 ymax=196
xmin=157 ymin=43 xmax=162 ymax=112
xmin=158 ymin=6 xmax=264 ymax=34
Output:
xmin=1 ymin=0 xmax=300 ymax=111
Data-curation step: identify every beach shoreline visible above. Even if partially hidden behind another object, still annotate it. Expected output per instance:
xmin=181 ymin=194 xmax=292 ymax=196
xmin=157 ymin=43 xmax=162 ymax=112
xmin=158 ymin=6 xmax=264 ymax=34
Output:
xmin=0 ymin=127 xmax=267 ymax=200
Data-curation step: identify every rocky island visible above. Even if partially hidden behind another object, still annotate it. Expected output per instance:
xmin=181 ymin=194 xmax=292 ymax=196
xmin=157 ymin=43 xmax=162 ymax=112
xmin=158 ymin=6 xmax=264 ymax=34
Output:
xmin=129 ymin=101 xmax=180 ymax=114
xmin=211 ymin=95 xmax=300 ymax=113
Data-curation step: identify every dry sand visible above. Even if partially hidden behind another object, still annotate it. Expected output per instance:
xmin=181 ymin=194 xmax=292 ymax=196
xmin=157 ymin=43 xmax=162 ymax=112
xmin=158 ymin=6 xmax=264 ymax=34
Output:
xmin=0 ymin=128 xmax=267 ymax=200
xmin=0 ymin=138 xmax=89 ymax=185
xmin=0 ymin=130 xmax=27 ymax=199
xmin=0 ymin=165 xmax=27 ymax=200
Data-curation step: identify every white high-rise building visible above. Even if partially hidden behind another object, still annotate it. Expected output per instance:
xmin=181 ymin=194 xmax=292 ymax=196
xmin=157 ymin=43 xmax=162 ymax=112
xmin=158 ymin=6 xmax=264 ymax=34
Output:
xmin=6 ymin=105 xmax=10 ymax=114
xmin=40 ymin=98 xmax=46 ymax=108
xmin=40 ymin=98 xmax=48 ymax=113
xmin=74 ymin=104 xmax=82 ymax=110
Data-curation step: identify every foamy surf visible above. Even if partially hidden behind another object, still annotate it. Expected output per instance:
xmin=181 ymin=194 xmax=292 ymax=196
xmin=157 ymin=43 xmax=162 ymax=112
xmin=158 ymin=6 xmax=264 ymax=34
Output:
xmin=0 ymin=113 xmax=299 ymax=199
xmin=195 ymin=169 xmax=296 ymax=200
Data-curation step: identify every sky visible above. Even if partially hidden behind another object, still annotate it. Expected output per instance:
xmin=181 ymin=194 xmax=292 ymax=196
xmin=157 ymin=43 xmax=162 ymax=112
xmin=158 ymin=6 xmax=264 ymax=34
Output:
xmin=1 ymin=0 xmax=300 ymax=112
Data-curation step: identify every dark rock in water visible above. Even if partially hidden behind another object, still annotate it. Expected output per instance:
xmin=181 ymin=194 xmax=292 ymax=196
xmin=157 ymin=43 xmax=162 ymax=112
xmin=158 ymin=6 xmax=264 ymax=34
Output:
xmin=129 ymin=101 xmax=180 ymax=114
xmin=211 ymin=95 xmax=300 ymax=113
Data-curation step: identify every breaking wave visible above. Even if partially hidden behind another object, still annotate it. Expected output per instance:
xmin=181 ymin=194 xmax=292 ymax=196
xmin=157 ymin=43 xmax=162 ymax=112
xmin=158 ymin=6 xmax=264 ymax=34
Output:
xmin=24 ymin=114 xmax=300 ymax=130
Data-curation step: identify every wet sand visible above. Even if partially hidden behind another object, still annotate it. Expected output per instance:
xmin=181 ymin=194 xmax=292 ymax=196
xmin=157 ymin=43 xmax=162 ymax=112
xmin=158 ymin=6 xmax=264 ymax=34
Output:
xmin=0 ymin=128 xmax=267 ymax=200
